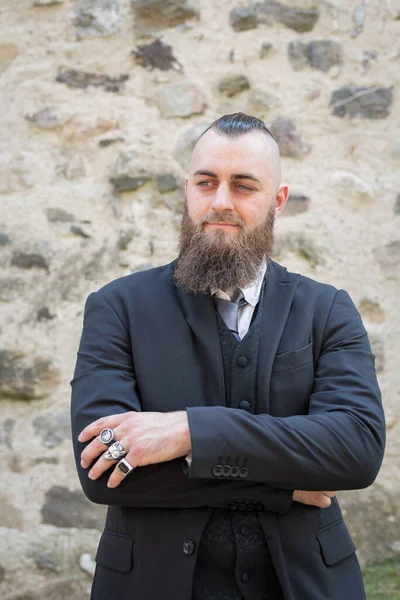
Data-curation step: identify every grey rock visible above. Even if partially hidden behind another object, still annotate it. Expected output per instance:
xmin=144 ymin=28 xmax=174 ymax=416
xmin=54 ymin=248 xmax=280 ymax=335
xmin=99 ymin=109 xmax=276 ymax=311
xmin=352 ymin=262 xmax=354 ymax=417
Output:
xmin=41 ymin=486 xmax=106 ymax=529
xmin=163 ymin=192 xmax=184 ymax=214
xmin=376 ymin=240 xmax=400 ymax=274
xmin=331 ymin=86 xmax=393 ymax=119
xmin=287 ymin=40 xmax=308 ymax=70
xmin=0 ymin=277 xmax=25 ymax=302
xmin=33 ymin=411 xmax=71 ymax=449
xmin=11 ymin=251 xmax=49 ymax=271
xmin=361 ymin=50 xmax=378 ymax=74
xmin=33 ymin=456 xmax=59 ymax=465
xmin=0 ymin=43 xmax=18 ymax=75
xmin=282 ymin=194 xmax=311 ymax=216
xmin=269 ymin=117 xmax=311 ymax=159
xmin=70 ymin=225 xmax=91 ymax=238
xmin=274 ymin=4 xmax=319 ymax=32
xmin=156 ymin=173 xmax=179 ymax=193
xmin=351 ymin=2 xmax=366 ymax=38
xmin=118 ymin=230 xmax=135 ymax=251
xmin=0 ymin=418 xmax=14 ymax=447
xmin=368 ymin=334 xmax=385 ymax=373
xmin=390 ymin=140 xmax=400 ymax=160
xmin=330 ymin=170 xmax=373 ymax=203
xmin=0 ymin=495 xmax=23 ymax=528
xmin=247 ymin=89 xmax=281 ymax=117
xmin=98 ymin=137 xmax=124 ymax=147
xmin=174 ymin=123 xmax=209 ymax=171
xmin=110 ymin=150 xmax=152 ymax=193
xmin=56 ymin=68 xmax=129 ymax=92
xmin=133 ymin=38 xmax=181 ymax=71
xmin=46 ymin=207 xmax=75 ymax=222
xmin=274 ymin=233 xmax=323 ymax=267
xmin=31 ymin=548 xmax=59 ymax=571
xmin=25 ymin=107 xmax=61 ymax=130
xmin=260 ymin=42 xmax=273 ymax=58
xmin=218 ymin=74 xmax=250 ymax=97
xmin=33 ymin=0 xmax=64 ymax=4
xmin=307 ymin=40 xmax=343 ymax=72
xmin=0 ymin=564 xmax=4 ymax=584
xmin=37 ymin=307 xmax=56 ymax=321
xmin=74 ymin=0 xmax=123 ymax=39
xmin=0 ymin=232 xmax=11 ymax=246
xmin=156 ymin=82 xmax=206 ymax=118
xmin=110 ymin=174 xmax=151 ymax=193
xmin=131 ymin=0 xmax=199 ymax=33
xmin=395 ymin=194 xmax=400 ymax=214
xmin=359 ymin=299 xmax=385 ymax=324
xmin=230 ymin=6 xmax=259 ymax=31
xmin=0 ymin=349 xmax=60 ymax=400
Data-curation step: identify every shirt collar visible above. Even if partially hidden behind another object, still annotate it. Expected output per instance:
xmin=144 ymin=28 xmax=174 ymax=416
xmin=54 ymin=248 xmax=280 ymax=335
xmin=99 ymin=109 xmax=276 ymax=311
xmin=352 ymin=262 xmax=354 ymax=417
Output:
xmin=212 ymin=258 xmax=267 ymax=307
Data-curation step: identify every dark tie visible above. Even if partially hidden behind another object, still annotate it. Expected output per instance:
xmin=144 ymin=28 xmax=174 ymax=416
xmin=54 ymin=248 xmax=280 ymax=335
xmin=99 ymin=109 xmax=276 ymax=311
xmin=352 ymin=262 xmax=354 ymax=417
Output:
xmin=213 ymin=290 xmax=246 ymax=339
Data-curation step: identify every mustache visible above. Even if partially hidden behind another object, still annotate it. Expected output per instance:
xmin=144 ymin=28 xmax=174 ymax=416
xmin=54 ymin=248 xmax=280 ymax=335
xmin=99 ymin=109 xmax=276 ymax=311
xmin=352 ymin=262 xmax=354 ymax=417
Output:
xmin=199 ymin=212 xmax=245 ymax=227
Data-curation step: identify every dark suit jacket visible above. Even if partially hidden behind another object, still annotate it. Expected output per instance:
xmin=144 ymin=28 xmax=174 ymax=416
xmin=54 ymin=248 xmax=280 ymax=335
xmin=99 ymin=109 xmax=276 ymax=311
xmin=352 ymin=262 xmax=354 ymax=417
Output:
xmin=70 ymin=260 xmax=385 ymax=600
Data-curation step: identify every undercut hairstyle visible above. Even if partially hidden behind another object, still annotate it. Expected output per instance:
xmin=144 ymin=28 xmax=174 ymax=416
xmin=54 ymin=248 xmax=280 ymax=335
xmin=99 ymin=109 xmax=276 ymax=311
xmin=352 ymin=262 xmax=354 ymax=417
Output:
xmin=198 ymin=112 xmax=277 ymax=144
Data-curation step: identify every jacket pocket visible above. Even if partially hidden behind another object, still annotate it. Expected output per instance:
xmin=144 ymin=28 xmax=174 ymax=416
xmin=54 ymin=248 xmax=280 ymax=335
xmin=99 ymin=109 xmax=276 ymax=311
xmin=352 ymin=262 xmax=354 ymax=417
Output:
xmin=95 ymin=530 xmax=134 ymax=572
xmin=316 ymin=519 xmax=356 ymax=566
xmin=272 ymin=342 xmax=313 ymax=373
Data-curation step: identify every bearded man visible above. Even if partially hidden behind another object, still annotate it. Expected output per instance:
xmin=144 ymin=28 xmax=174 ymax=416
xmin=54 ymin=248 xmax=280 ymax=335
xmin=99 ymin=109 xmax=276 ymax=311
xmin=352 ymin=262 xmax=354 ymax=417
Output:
xmin=71 ymin=113 xmax=385 ymax=600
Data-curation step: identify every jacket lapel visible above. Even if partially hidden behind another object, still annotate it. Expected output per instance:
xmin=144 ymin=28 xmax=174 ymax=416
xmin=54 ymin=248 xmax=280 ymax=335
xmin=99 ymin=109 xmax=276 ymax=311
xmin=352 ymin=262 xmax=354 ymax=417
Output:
xmin=256 ymin=261 xmax=300 ymax=414
xmin=175 ymin=285 xmax=226 ymax=407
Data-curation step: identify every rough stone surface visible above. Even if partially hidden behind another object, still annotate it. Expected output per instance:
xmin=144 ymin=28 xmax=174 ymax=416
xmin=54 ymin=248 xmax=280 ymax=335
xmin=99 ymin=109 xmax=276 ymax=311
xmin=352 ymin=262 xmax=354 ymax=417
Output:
xmin=0 ymin=349 xmax=60 ymax=400
xmin=41 ymin=486 xmax=106 ymax=529
xmin=31 ymin=548 xmax=59 ymax=571
xmin=37 ymin=307 xmax=56 ymax=321
xmin=156 ymin=173 xmax=179 ymax=193
xmin=174 ymin=123 xmax=209 ymax=170
xmin=133 ymin=39 xmax=182 ymax=71
xmin=230 ymin=6 xmax=259 ymax=31
xmin=273 ymin=4 xmax=319 ymax=32
xmin=260 ymin=42 xmax=273 ymax=58
xmin=132 ymin=0 xmax=199 ymax=34
xmin=330 ymin=170 xmax=373 ymax=204
xmin=218 ymin=74 xmax=250 ymax=97
xmin=288 ymin=39 xmax=342 ymax=72
xmin=11 ymin=251 xmax=49 ymax=271
xmin=56 ymin=68 xmax=129 ymax=92
xmin=395 ymin=194 xmax=400 ymax=214
xmin=247 ymin=89 xmax=281 ymax=117
xmin=156 ymin=81 xmax=206 ymax=117
xmin=33 ymin=411 xmax=71 ymax=448
xmin=331 ymin=86 xmax=393 ymax=119
xmin=34 ymin=0 xmax=64 ymax=4
xmin=287 ymin=40 xmax=308 ymax=70
xmin=0 ymin=43 xmax=18 ymax=74
xmin=46 ymin=208 xmax=75 ymax=223
xmin=269 ymin=117 xmax=311 ymax=159
xmin=282 ymin=194 xmax=311 ymax=216
xmin=0 ymin=233 xmax=11 ymax=246
xmin=110 ymin=150 xmax=152 ymax=193
xmin=73 ymin=0 xmax=123 ymax=39
xmin=359 ymin=299 xmax=385 ymax=324
xmin=351 ymin=2 xmax=366 ymax=38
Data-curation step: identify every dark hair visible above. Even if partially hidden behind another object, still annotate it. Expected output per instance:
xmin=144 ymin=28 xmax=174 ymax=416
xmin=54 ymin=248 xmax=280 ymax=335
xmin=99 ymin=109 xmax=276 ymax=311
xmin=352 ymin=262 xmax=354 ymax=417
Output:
xmin=199 ymin=112 xmax=277 ymax=144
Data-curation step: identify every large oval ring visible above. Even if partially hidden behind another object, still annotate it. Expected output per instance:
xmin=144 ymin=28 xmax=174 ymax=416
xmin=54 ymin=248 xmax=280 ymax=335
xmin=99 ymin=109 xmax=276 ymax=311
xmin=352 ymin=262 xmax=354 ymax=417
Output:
xmin=99 ymin=428 xmax=115 ymax=447
xmin=104 ymin=441 xmax=126 ymax=461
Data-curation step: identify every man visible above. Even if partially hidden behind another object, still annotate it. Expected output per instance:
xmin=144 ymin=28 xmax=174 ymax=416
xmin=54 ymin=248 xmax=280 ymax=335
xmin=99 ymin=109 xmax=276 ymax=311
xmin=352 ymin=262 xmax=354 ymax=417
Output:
xmin=71 ymin=113 xmax=385 ymax=600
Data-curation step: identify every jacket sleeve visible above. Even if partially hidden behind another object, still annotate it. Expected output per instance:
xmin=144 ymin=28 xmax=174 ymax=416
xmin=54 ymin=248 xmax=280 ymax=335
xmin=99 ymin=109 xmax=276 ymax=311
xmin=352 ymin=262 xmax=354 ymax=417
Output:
xmin=70 ymin=290 xmax=293 ymax=514
xmin=187 ymin=290 xmax=386 ymax=491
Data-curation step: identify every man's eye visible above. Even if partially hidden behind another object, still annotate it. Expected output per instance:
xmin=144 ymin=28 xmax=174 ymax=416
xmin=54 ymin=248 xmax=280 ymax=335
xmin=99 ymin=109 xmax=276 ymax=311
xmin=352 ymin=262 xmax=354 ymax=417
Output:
xmin=197 ymin=181 xmax=213 ymax=187
xmin=236 ymin=184 xmax=253 ymax=191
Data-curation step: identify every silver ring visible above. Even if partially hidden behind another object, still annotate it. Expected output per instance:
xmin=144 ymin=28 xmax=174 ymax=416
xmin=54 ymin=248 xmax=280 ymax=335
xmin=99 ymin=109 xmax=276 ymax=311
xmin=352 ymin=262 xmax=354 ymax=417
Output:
xmin=117 ymin=457 xmax=135 ymax=476
xmin=104 ymin=441 xmax=126 ymax=461
xmin=99 ymin=428 xmax=115 ymax=447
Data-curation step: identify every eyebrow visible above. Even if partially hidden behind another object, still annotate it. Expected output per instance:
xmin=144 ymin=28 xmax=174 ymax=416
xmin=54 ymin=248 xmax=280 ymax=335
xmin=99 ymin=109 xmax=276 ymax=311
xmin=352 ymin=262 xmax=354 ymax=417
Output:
xmin=193 ymin=170 xmax=261 ymax=183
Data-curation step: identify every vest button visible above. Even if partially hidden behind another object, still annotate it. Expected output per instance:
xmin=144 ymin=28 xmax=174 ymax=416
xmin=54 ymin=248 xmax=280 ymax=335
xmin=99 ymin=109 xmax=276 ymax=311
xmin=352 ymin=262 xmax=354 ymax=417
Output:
xmin=237 ymin=356 xmax=248 ymax=367
xmin=239 ymin=400 xmax=250 ymax=410
xmin=222 ymin=465 xmax=232 ymax=476
xmin=229 ymin=501 xmax=238 ymax=510
xmin=239 ymin=466 xmax=249 ymax=478
xmin=183 ymin=540 xmax=195 ymax=555
xmin=230 ymin=466 xmax=240 ymax=477
xmin=212 ymin=464 xmax=223 ymax=477
xmin=241 ymin=571 xmax=250 ymax=583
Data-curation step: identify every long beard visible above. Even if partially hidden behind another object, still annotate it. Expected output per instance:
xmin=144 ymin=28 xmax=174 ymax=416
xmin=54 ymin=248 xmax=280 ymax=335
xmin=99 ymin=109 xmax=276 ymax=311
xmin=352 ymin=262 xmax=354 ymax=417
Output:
xmin=173 ymin=204 xmax=275 ymax=294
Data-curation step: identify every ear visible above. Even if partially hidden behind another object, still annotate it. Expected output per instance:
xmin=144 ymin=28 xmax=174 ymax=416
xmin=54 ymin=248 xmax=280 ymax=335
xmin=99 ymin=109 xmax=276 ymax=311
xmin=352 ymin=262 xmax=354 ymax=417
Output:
xmin=185 ymin=178 xmax=188 ymax=194
xmin=274 ymin=184 xmax=289 ymax=217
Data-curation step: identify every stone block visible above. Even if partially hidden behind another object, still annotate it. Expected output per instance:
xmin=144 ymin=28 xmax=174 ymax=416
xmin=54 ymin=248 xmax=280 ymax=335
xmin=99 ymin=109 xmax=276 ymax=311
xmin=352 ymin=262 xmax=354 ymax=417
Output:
xmin=156 ymin=82 xmax=206 ymax=117
xmin=33 ymin=410 xmax=71 ymax=448
xmin=133 ymin=39 xmax=181 ymax=71
xmin=174 ymin=123 xmax=209 ymax=170
xmin=74 ymin=0 xmax=123 ymax=39
xmin=156 ymin=173 xmax=179 ymax=193
xmin=331 ymin=86 xmax=393 ymax=119
xmin=0 ymin=43 xmax=19 ymax=75
xmin=46 ymin=207 xmax=75 ymax=223
xmin=247 ymin=89 xmax=281 ymax=117
xmin=274 ymin=4 xmax=319 ymax=32
xmin=282 ymin=194 xmax=311 ymax=216
xmin=218 ymin=75 xmax=250 ymax=97
xmin=0 ymin=349 xmax=60 ymax=400
xmin=330 ymin=170 xmax=373 ymax=203
xmin=132 ymin=0 xmax=199 ymax=34
xmin=41 ymin=486 xmax=106 ymax=529
xmin=230 ymin=6 xmax=259 ymax=31
xmin=307 ymin=40 xmax=343 ymax=72
xmin=11 ymin=251 xmax=49 ymax=271
xmin=269 ymin=117 xmax=311 ymax=159
xmin=56 ymin=68 xmax=129 ymax=92
xmin=287 ymin=40 xmax=308 ymax=70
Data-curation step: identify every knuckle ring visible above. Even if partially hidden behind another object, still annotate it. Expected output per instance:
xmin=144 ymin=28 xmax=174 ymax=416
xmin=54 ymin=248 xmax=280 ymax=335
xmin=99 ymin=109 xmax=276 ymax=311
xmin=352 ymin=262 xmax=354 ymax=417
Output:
xmin=104 ymin=441 xmax=126 ymax=461
xmin=99 ymin=428 xmax=116 ymax=447
xmin=117 ymin=458 xmax=135 ymax=476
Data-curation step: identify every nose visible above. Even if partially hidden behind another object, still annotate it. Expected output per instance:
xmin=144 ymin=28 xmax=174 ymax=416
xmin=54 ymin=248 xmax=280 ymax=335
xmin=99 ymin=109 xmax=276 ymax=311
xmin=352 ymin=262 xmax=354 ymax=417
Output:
xmin=210 ymin=182 xmax=235 ymax=213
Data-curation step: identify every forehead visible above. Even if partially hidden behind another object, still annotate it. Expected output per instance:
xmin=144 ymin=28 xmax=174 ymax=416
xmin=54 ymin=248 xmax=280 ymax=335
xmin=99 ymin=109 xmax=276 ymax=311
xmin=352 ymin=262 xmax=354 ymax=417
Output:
xmin=190 ymin=129 xmax=276 ymax=178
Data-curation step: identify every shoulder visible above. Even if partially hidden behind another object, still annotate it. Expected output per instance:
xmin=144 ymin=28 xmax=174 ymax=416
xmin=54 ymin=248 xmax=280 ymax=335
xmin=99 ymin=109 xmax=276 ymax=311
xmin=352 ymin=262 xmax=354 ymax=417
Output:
xmin=269 ymin=260 xmax=338 ymax=299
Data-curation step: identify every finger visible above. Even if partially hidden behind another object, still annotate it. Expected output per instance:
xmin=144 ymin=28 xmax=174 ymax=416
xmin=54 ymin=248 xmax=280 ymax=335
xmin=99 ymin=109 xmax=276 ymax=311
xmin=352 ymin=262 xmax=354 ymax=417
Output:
xmin=87 ymin=452 xmax=118 ymax=480
xmin=107 ymin=452 xmax=137 ymax=488
xmin=81 ymin=433 xmax=115 ymax=468
xmin=78 ymin=414 xmax=126 ymax=443
xmin=323 ymin=491 xmax=338 ymax=498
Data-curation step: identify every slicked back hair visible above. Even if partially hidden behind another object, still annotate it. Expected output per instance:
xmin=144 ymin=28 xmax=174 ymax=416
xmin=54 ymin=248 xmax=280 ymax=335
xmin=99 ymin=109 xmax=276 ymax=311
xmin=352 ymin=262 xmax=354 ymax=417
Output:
xmin=198 ymin=112 xmax=277 ymax=145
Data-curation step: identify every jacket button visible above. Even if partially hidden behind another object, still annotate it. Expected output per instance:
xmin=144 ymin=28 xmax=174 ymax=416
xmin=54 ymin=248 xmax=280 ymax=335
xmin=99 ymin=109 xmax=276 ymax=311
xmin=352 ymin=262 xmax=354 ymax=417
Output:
xmin=183 ymin=540 xmax=195 ymax=555
xmin=246 ymin=503 xmax=256 ymax=511
xmin=238 ymin=503 xmax=247 ymax=511
xmin=239 ymin=466 xmax=249 ymax=478
xmin=230 ymin=466 xmax=240 ymax=477
xmin=222 ymin=465 xmax=232 ymax=477
xmin=228 ymin=502 xmax=238 ymax=511
xmin=237 ymin=356 xmax=248 ymax=367
xmin=241 ymin=571 xmax=250 ymax=583
xmin=239 ymin=400 xmax=250 ymax=410
xmin=212 ymin=464 xmax=223 ymax=477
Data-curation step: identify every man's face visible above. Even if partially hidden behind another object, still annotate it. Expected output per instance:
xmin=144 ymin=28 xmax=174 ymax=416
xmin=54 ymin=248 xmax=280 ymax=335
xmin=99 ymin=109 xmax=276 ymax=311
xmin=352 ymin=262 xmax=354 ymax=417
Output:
xmin=185 ymin=129 xmax=288 ymax=239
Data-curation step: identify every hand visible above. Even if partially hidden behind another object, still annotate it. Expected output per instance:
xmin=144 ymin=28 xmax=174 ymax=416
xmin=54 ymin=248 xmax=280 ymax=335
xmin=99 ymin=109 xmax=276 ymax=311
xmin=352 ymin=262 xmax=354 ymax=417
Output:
xmin=293 ymin=490 xmax=337 ymax=508
xmin=78 ymin=411 xmax=191 ymax=488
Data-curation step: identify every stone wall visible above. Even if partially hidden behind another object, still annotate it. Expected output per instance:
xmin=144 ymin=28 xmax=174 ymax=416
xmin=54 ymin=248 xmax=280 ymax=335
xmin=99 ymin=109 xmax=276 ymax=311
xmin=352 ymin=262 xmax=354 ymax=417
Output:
xmin=0 ymin=0 xmax=399 ymax=597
